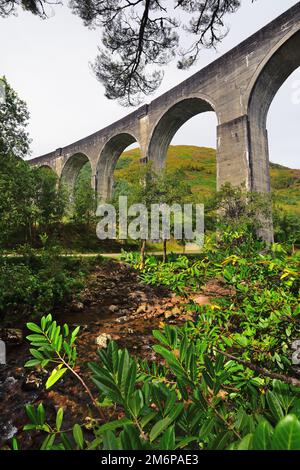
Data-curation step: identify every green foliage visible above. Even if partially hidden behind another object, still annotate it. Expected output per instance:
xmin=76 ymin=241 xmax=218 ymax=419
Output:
xmin=25 ymin=313 xmax=79 ymax=389
xmin=273 ymin=207 xmax=300 ymax=247
xmin=0 ymin=248 xmax=85 ymax=322
xmin=73 ymin=163 xmax=96 ymax=226
xmin=115 ymin=146 xmax=300 ymax=243
xmin=21 ymin=314 xmax=300 ymax=451
xmin=123 ymin=232 xmax=299 ymax=371
xmin=18 ymin=232 xmax=299 ymax=451
xmin=0 ymin=76 xmax=30 ymax=158
xmin=0 ymin=154 xmax=68 ymax=248
xmin=209 ymin=183 xmax=272 ymax=236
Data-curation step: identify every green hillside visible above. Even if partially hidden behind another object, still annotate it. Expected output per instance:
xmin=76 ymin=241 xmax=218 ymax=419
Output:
xmin=115 ymin=145 xmax=300 ymax=215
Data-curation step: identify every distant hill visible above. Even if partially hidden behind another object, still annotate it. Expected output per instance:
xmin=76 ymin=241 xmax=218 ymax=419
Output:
xmin=115 ymin=145 xmax=300 ymax=215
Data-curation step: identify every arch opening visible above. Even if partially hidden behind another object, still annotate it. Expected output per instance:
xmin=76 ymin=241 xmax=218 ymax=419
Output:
xmin=148 ymin=97 xmax=216 ymax=170
xmin=60 ymin=153 xmax=94 ymax=217
xmin=96 ymin=133 xmax=140 ymax=202
xmin=61 ymin=153 xmax=92 ymax=194
xmin=248 ymin=30 xmax=300 ymax=193
xmin=38 ymin=164 xmax=56 ymax=173
xmin=247 ymin=30 xmax=300 ymax=243
xmin=147 ymin=97 xmax=218 ymax=252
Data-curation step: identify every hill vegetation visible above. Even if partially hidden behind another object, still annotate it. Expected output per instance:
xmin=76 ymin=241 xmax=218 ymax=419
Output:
xmin=114 ymin=145 xmax=300 ymax=216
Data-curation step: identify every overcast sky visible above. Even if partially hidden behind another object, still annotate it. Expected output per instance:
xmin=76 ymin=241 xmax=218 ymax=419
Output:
xmin=0 ymin=0 xmax=299 ymax=168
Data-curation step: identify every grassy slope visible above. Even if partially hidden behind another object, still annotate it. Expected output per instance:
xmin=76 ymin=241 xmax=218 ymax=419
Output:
xmin=115 ymin=145 xmax=300 ymax=214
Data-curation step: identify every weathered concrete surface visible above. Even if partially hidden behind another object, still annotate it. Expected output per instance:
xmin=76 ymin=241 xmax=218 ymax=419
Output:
xmin=29 ymin=3 xmax=300 ymax=241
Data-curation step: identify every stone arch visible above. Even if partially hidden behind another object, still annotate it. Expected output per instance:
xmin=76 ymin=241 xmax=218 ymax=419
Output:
xmin=247 ymin=29 xmax=300 ymax=193
xmin=147 ymin=96 xmax=218 ymax=170
xmin=38 ymin=164 xmax=55 ymax=172
xmin=61 ymin=152 xmax=92 ymax=194
xmin=96 ymin=132 xmax=140 ymax=201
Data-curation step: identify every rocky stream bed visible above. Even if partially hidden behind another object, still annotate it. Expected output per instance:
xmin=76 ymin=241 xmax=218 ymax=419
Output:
xmin=0 ymin=260 xmax=217 ymax=450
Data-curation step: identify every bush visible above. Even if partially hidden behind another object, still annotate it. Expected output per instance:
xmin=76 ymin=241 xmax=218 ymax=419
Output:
xmin=19 ymin=313 xmax=300 ymax=450
xmin=0 ymin=248 xmax=85 ymax=323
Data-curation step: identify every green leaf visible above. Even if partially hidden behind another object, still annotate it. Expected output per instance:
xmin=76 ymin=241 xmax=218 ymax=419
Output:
xmin=46 ymin=367 xmax=67 ymax=389
xmin=234 ymin=334 xmax=248 ymax=348
xmin=97 ymin=418 xmax=133 ymax=434
xmin=27 ymin=323 xmax=43 ymax=333
xmin=140 ymin=411 xmax=157 ymax=429
xmin=71 ymin=326 xmax=80 ymax=345
xmin=253 ymin=420 xmax=273 ymax=450
xmin=272 ymin=415 xmax=300 ymax=450
xmin=73 ymin=424 xmax=84 ymax=449
xmin=61 ymin=432 xmax=74 ymax=450
xmin=37 ymin=404 xmax=46 ymax=426
xmin=129 ymin=390 xmax=143 ymax=418
xmin=152 ymin=329 xmax=170 ymax=347
xmin=150 ymin=417 xmax=172 ymax=442
xmin=199 ymin=417 xmax=215 ymax=439
xmin=12 ymin=438 xmax=19 ymax=450
xmin=56 ymin=408 xmax=64 ymax=432
xmin=120 ymin=425 xmax=141 ymax=450
xmin=40 ymin=434 xmax=56 ymax=450
xmin=26 ymin=334 xmax=48 ymax=343
xmin=24 ymin=359 xmax=41 ymax=368
xmin=25 ymin=404 xmax=37 ymax=424
xmin=23 ymin=424 xmax=38 ymax=431
xmin=103 ymin=430 xmax=120 ymax=450
xmin=237 ymin=433 xmax=253 ymax=450
xmin=153 ymin=345 xmax=185 ymax=379
xmin=63 ymin=324 xmax=69 ymax=337
xmin=267 ymin=391 xmax=284 ymax=422
xmin=30 ymin=349 xmax=44 ymax=361
xmin=159 ymin=426 xmax=175 ymax=450
xmin=41 ymin=317 xmax=47 ymax=331
xmin=175 ymin=436 xmax=199 ymax=450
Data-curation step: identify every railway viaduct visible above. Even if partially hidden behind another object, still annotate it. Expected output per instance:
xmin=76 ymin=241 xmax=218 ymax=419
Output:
xmin=29 ymin=3 xmax=300 ymax=242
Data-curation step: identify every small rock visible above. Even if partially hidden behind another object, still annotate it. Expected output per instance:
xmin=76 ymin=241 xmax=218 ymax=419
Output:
xmin=155 ymin=307 xmax=165 ymax=316
xmin=172 ymin=307 xmax=181 ymax=316
xmin=181 ymin=314 xmax=194 ymax=322
xmin=164 ymin=311 xmax=174 ymax=319
xmin=71 ymin=301 xmax=84 ymax=312
xmin=192 ymin=295 xmax=211 ymax=306
xmin=164 ymin=307 xmax=181 ymax=320
xmin=115 ymin=316 xmax=128 ymax=324
xmin=136 ymin=304 xmax=147 ymax=315
xmin=108 ymin=305 xmax=119 ymax=313
xmin=95 ymin=333 xmax=112 ymax=349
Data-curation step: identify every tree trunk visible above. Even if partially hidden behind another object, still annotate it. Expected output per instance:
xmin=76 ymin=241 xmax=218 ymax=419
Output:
xmin=163 ymin=239 xmax=167 ymax=263
xmin=140 ymin=239 xmax=146 ymax=268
